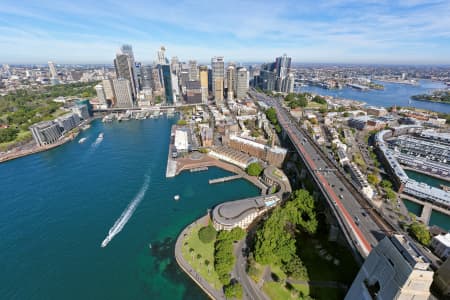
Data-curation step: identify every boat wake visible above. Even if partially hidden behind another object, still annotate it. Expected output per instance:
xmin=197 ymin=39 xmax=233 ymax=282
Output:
xmin=101 ymin=174 xmax=151 ymax=248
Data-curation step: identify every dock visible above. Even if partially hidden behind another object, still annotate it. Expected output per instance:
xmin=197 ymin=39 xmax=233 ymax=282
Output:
xmin=190 ymin=167 xmax=208 ymax=173
xmin=209 ymin=174 xmax=242 ymax=184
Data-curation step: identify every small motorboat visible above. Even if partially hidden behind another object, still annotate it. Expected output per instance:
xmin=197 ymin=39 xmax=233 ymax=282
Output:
xmin=149 ymin=243 xmax=152 ymax=249
xmin=174 ymin=195 xmax=180 ymax=201
xmin=78 ymin=137 xmax=87 ymax=144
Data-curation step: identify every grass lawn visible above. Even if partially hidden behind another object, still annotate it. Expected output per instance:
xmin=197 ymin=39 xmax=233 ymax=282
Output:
xmin=270 ymin=264 xmax=287 ymax=281
xmin=306 ymin=102 xmax=327 ymax=109
xmin=263 ymin=282 xmax=298 ymax=300
xmin=291 ymin=283 xmax=310 ymax=296
xmin=181 ymin=223 xmax=222 ymax=290
xmin=248 ymin=262 xmax=264 ymax=283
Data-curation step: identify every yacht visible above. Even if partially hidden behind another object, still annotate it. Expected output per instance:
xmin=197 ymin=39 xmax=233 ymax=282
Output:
xmin=98 ymin=132 xmax=104 ymax=139
xmin=174 ymin=195 xmax=180 ymax=201
xmin=78 ymin=137 xmax=87 ymax=144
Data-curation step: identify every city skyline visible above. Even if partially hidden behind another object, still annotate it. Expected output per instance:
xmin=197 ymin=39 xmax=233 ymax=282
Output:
xmin=1 ymin=0 xmax=450 ymax=64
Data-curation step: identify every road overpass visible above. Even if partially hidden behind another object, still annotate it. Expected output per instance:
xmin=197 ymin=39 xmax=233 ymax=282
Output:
xmin=251 ymin=91 xmax=395 ymax=259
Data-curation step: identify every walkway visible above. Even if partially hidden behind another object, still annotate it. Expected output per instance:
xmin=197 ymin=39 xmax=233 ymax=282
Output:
xmin=174 ymin=215 xmax=226 ymax=300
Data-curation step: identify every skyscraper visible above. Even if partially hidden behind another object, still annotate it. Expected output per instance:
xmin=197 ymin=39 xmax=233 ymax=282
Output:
xmin=157 ymin=46 xmax=167 ymax=65
xmin=199 ymin=65 xmax=208 ymax=104
xmin=112 ymin=78 xmax=133 ymax=108
xmin=345 ymin=235 xmax=433 ymax=300
xmin=188 ymin=60 xmax=199 ymax=81
xmin=160 ymin=64 xmax=174 ymax=104
xmin=48 ymin=61 xmax=57 ymax=79
xmin=114 ymin=45 xmax=138 ymax=99
xmin=226 ymin=65 xmax=235 ymax=100
xmin=275 ymin=54 xmax=292 ymax=92
xmin=211 ymin=56 xmax=224 ymax=102
xmin=235 ymin=67 xmax=249 ymax=99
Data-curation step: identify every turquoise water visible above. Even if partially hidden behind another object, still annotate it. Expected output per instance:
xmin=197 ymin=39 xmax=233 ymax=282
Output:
xmin=430 ymin=211 xmax=450 ymax=231
xmin=0 ymin=118 xmax=260 ymax=299
xmin=298 ymin=79 xmax=450 ymax=113
xmin=406 ymin=170 xmax=449 ymax=189
xmin=403 ymin=170 xmax=450 ymax=230
xmin=402 ymin=199 xmax=423 ymax=217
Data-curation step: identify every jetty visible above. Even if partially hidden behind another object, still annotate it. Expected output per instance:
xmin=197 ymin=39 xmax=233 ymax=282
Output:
xmin=208 ymin=174 xmax=242 ymax=184
xmin=190 ymin=167 xmax=208 ymax=173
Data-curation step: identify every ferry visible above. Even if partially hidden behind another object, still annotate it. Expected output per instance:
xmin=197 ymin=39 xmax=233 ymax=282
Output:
xmin=78 ymin=137 xmax=87 ymax=144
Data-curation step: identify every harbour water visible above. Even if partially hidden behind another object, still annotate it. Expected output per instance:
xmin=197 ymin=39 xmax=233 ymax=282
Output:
xmin=0 ymin=118 xmax=260 ymax=299
xmin=402 ymin=170 xmax=450 ymax=231
xmin=298 ymin=79 xmax=450 ymax=113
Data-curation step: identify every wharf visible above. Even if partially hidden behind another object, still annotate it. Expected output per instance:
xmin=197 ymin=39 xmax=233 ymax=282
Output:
xmin=209 ymin=174 xmax=242 ymax=184
xmin=190 ymin=167 xmax=208 ymax=172
xmin=165 ymin=125 xmax=177 ymax=178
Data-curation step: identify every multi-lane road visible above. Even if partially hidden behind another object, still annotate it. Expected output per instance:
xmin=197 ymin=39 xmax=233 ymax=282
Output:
xmin=252 ymin=91 xmax=393 ymax=258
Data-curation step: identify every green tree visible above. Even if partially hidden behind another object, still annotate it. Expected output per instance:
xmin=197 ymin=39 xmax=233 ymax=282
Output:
xmin=281 ymin=256 xmax=308 ymax=280
xmin=177 ymin=119 xmax=187 ymax=125
xmin=409 ymin=221 xmax=431 ymax=246
xmin=385 ymin=188 xmax=396 ymax=201
xmin=246 ymin=162 xmax=263 ymax=176
xmin=224 ymin=282 xmax=243 ymax=299
xmin=198 ymin=224 xmax=217 ymax=243
xmin=380 ymin=180 xmax=393 ymax=189
xmin=367 ymin=173 xmax=380 ymax=186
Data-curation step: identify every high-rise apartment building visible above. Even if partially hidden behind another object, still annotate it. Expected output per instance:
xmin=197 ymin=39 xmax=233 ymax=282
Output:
xmin=102 ymin=79 xmax=116 ymax=105
xmin=30 ymin=121 xmax=62 ymax=147
xmin=345 ymin=234 xmax=433 ymax=300
xmin=188 ymin=60 xmax=199 ymax=81
xmin=112 ymin=78 xmax=133 ymax=108
xmin=275 ymin=54 xmax=291 ymax=92
xmin=226 ymin=65 xmax=235 ymax=99
xmin=235 ymin=67 xmax=249 ymax=99
xmin=211 ymin=56 xmax=224 ymax=101
xmin=95 ymin=84 xmax=107 ymax=106
xmin=199 ymin=65 xmax=208 ymax=104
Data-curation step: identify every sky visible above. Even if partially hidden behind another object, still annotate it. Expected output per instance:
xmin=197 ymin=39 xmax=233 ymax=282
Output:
xmin=1 ymin=0 xmax=450 ymax=64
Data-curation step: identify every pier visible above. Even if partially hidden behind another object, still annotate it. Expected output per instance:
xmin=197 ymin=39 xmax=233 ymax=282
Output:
xmin=190 ymin=167 xmax=208 ymax=173
xmin=208 ymin=174 xmax=242 ymax=184
xmin=401 ymin=193 xmax=450 ymax=225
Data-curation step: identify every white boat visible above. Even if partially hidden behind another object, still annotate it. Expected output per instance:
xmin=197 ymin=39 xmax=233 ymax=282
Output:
xmin=78 ymin=137 xmax=87 ymax=144
xmin=98 ymin=132 xmax=104 ymax=139
xmin=174 ymin=195 xmax=180 ymax=201
xmin=101 ymin=237 xmax=110 ymax=248
xmin=148 ymin=243 xmax=152 ymax=249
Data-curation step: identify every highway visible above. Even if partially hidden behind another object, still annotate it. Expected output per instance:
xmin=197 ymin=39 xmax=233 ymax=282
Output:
xmin=252 ymin=91 xmax=390 ymax=258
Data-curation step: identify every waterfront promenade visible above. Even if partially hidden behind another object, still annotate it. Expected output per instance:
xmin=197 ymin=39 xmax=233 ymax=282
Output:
xmin=175 ymin=153 xmax=268 ymax=195
xmin=174 ymin=215 xmax=226 ymax=300
xmin=0 ymin=132 xmax=78 ymax=164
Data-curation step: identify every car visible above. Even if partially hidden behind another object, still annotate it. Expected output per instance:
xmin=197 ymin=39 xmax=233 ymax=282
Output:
xmin=333 ymin=200 xmax=337 ymax=206
xmin=339 ymin=187 xmax=344 ymax=192
xmin=339 ymin=194 xmax=344 ymax=199
xmin=361 ymin=211 xmax=367 ymax=217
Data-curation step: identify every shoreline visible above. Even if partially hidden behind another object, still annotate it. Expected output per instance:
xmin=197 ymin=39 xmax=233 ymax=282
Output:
xmin=0 ymin=118 xmax=95 ymax=164
xmin=174 ymin=215 xmax=225 ymax=300
xmin=403 ymin=166 xmax=450 ymax=184
xmin=0 ymin=132 xmax=79 ymax=164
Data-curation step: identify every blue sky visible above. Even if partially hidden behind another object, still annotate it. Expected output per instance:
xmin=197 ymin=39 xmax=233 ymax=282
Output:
xmin=1 ymin=0 xmax=450 ymax=64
